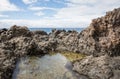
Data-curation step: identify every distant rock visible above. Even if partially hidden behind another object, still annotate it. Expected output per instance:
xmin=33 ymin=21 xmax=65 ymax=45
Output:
xmin=0 ymin=25 xmax=33 ymax=42
xmin=0 ymin=28 xmax=7 ymax=34
xmin=9 ymin=25 xmax=33 ymax=37
xmin=49 ymin=29 xmax=79 ymax=52
xmin=33 ymin=30 xmax=47 ymax=35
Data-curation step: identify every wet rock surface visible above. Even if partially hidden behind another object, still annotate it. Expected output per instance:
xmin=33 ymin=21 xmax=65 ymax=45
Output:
xmin=0 ymin=8 xmax=120 ymax=79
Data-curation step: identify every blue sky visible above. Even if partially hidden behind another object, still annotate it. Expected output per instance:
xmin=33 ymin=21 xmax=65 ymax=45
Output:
xmin=0 ymin=0 xmax=120 ymax=28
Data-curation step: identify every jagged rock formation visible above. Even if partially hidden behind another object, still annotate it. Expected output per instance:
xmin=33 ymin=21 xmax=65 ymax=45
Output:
xmin=49 ymin=29 xmax=79 ymax=52
xmin=0 ymin=8 xmax=120 ymax=79
xmin=73 ymin=55 xmax=120 ymax=79
xmin=73 ymin=8 xmax=120 ymax=79
xmin=77 ymin=8 xmax=120 ymax=56
xmin=0 ymin=26 xmax=39 ymax=79
xmin=0 ymin=25 xmax=79 ymax=79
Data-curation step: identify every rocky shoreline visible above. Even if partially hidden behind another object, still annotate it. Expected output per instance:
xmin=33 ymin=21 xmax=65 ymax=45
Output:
xmin=0 ymin=8 xmax=120 ymax=79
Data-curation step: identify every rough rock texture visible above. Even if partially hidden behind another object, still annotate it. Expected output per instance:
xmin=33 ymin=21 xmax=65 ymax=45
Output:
xmin=0 ymin=8 xmax=120 ymax=79
xmin=77 ymin=8 xmax=120 ymax=56
xmin=0 ymin=25 xmax=79 ymax=79
xmin=72 ymin=8 xmax=120 ymax=79
xmin=0 ymin=26 xmax=48 ymax=79
xmin=49 ymin=29 xmax=79 ymax=52
xmin=73 ymin=55 xmax=120 ymax=79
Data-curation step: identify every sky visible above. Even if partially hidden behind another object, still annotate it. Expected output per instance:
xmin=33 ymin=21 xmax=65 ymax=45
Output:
xmin=0 ymin=0 xmax=120 ymax=28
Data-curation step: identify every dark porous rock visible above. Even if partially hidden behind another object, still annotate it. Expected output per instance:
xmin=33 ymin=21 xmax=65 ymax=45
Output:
xmin=0 ymin=38 xmax=44 ymax=79
xmin=33 ymin=30 xmax=47 ymax=35
xmin=9 ymin=25 xmax=33 ymax=37
xmin=0 ymin=28 xmax=7 ymax=34
xmin=49 ymin=28 xmax=80 ymax=52
xmin=0 ymin=26 xmax=50 ymax=79
xmin=0 ymin=25 xmax=33 ymax=42
xmin=73 ymin=55 xmax=120 ymax=79
xmin=50 ymin=29 xmax=66 ymax=38
xmin=77 ymin=8 xmax=120 ymax=56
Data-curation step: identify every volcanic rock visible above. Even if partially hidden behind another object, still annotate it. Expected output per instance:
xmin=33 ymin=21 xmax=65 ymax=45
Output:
xmin=0 ymin=8 xmax=120 ymax=79
xmin=77 ymin=8 xmax=120 ymax=56
xmin=73 ymin=55 xmax=120 ymax=79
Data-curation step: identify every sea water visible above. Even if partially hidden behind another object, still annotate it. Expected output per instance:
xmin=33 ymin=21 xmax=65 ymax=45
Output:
xmin=29 ymin=28 xmax=84 ymax=33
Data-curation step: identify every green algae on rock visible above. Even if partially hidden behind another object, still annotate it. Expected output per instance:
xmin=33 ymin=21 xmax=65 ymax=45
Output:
xmin=49 ymin=51 xmax=86 ymax=62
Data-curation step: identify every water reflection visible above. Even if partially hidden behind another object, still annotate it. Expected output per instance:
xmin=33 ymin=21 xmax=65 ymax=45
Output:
xmin=12 ymin=53 xmax=82 ymax=79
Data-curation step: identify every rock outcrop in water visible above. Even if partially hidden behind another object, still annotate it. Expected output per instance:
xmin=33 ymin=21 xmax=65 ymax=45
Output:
xmin=0 ymin=8 xmax=120 ymax=79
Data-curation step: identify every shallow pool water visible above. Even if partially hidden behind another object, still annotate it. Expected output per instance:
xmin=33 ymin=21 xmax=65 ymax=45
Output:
xmin=12 ymin=53 xmax=87 ymax=79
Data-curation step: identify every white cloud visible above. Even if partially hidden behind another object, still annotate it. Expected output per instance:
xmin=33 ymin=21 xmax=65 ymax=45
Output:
xmin=67 ymin=0 xmax=120 ymax=5
xmin=34 ymin=11 xmax=44 ymax=16
xmin=0 ymin=0 xmax=120 ymax=28
xmin=54 ymin=5 xmax=104 ymax=23
xmin=0 ymin=19 xmax=87 ymax=28
xmin=0 ymin=14 xmax=8 ymax=17
xmin=67 ymin=0 xmax=97 ymax=4
xmin=0 ymin=0 xmax=19 ymax=12
xmin=52 ymin=0 xmax=120 ymax=27
xmin=29 ymin=6 xmax=58 ymax=17
xmin=44 ymin=0 xmax=50 ymax=2
xmin=29 ymin=6 xmax=58 ymax=11
xmin=29 ymin=7 xmax=46 ymax=10
xmin=22 ymin=0 xmax=38 ymax=4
